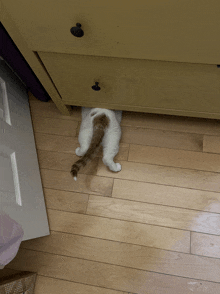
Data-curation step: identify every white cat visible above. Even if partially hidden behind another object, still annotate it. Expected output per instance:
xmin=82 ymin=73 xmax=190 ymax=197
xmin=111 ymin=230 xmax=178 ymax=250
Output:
xmin=71 ymin=107 xmax=122 ymax=181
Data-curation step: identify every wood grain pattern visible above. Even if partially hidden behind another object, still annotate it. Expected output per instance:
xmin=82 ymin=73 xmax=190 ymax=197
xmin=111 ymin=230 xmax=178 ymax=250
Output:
xmin=37 ymin=149 xmax=100 ymax=175
xmin=112 ymin=179 xmax=220 ymax=213
xmin=37 ymin=147 xmax=128 ymax=172
xmin=121 ymin=111 xmax=220 ymax=135
xmin=5 ymin=97 xmax=220 ymax=293
xmin=43 ymin=188 xmax=89 ymax=213
xmin=30 ymin=97 xmax=220 ymax=136
xmin=30 ymin=97 xmax=220 ymax=135
xmin=19 ymin=231 xmax=220 ymax=282
xmin=128 ymin=144 xmax=220 ymax=172
xmin=7 ymin=248 xmax=220 ymax=293
xmin=86 ymin=195 xmax=220 ymax=235
xmin=191 ymin=232 xmax=220 ymax=258
xmin=20 ymin=230 xmax=189 ymax=263
xmin=40 ymin=169 xmax=113 ymax=196
xmin=47 ymin=209 xmax=190 ymax=253
xmin=121 ymin=127 xmax=203 ymax=151
xmin=34 ymin=132 xmax=78 ymax=154
xmin=34 ymin=275 xmax=127 ymax=294
xmin=203 ymin=135 xmax=220 ymax=154
xmin=31 ymin=116 xmax=78 ymax=136
xmin=29 ymin=99 xmax=80 ymax=120
xmin=97 ymin=160 xmax=220 ymax=192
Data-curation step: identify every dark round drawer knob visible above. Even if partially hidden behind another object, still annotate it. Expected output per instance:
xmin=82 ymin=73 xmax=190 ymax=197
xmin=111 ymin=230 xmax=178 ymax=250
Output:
xmin=70 ymin=23 xmax=84 ymax=38
xmin=92 ymin=82 xmax=101 ymax=91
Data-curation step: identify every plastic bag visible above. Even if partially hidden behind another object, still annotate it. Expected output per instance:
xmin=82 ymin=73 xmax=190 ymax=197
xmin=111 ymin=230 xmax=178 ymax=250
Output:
xmin=0 ymin=212 xmax=24 ymax=269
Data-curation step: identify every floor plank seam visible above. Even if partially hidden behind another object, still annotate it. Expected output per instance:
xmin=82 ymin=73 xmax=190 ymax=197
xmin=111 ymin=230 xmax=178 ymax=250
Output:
xmin=85 ymin=194 xmax=90 ymax=214
xmin=39 ymin=167 xmax=220 ymax=194
xmin=41 ymin=168 xmax=220 ymax=193
xmin=47 ymin=229 xmax=189 ymax=254
xmin=12 ymin=248 xmax=220 ymax=284
xmin=27 ymin=226 xmax=218 ymax=258
xmin=127 ymin=142 xmax=204 ymax=153
xmin=28 ymin=101 xmax=220 ymax=291
xmin=190 ymin=231 xmax=192 ymax=254
xmin=30 ymin=111 xmax=220 ymax=135
xmin=88 ymin=194 xmax=220 ymax=214
xmin=34 ymin=131 xmax=78 ymax=138
xmin=126 ymin=159 xmax=220 ymax=174
xmin=34 ymin=274 xmax=131 ymax=293
xmin=47 ymin=207 xmax=220 ymax=235
xmin=33 ymin=132 xmax=78 ymax=138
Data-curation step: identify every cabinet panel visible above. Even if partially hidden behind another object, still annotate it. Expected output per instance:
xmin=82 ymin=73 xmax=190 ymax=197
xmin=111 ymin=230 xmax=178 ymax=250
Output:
xmin=38 ymin=52 xmax=220 ymax=119
xmin=2 ymin=0 xmax=220 ymax=64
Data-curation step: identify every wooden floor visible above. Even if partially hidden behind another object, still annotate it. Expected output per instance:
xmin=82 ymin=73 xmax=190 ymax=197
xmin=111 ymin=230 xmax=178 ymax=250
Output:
xmin=4 ymin=94 xmax=220 ymax=293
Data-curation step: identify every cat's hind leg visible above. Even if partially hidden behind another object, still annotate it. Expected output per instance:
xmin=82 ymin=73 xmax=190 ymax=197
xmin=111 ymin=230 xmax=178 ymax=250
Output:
xmin=75 ymin=128 xmax=92 ymax=156
xmin=102 ymin=135 xmax=121 ymax=172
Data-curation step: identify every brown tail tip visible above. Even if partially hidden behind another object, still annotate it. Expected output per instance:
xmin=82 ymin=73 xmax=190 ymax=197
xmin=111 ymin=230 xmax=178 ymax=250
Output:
xmin=70 ymin=164 xmax=78 ymax=181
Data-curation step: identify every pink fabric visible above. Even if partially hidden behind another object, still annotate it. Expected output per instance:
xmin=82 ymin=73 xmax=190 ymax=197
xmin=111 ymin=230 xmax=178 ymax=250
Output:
xmin=0 ymin=213 xmax=24 ymax=268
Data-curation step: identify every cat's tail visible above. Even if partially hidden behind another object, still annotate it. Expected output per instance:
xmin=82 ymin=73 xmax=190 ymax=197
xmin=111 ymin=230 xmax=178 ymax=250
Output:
xmin=70 ymin=113 xmax=110 ymax=181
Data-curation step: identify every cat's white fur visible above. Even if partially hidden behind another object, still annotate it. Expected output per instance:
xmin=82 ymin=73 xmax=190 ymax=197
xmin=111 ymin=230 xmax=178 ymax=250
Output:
xmin=75 ymin=107 xmax=122 ymax=178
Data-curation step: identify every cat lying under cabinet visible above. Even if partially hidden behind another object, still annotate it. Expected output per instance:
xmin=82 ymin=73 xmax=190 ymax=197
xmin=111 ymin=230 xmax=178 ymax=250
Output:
xmin=71 ymin=107 xmax=122 ymax=181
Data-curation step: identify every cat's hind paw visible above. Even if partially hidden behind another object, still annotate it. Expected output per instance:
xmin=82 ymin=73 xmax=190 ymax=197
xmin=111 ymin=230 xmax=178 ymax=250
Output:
xmin=115 ymin=163 xmax=122 ymax=172
xmin=75 ymin=147 xmax=81 ymax=156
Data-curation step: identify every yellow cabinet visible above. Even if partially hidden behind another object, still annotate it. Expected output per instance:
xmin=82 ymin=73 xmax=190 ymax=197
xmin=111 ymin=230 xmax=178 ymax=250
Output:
xmin=39 ymin=52 xmax=220 ymax=118
xmin=2 ymin=0 xmax=220 ymax=64
xmin=2 ymin=0 xmax=220 ymax=118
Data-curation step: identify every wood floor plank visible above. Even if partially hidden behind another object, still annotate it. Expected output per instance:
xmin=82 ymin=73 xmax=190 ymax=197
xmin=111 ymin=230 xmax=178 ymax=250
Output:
xmin=43 ymin=188 xmax=89 ymax=213
xmin=31 ymin=116 xmax=78 ymax=136
xmin=191 ymin=232 xmax=220 ymax=258
xmin=6 ymin=248 xmax=220 ymax=290
xmin=122 ymin=111 xmax=220 ymax=135
xmin=20 ymin=231 xmax=189 ymax=266
xmin=37 ymin=150 xmax=100 ymax=175
xmin=26 ymin=97 xmax=220 ymax=292
xmin=97 ymin=160 xmax=220 ymax=192
xmin=86 ymin=195 xmax=220 ymax=235
xmin=40 ymin=169 xmax=113 ymax=196
xmin=34 ymin=133 xmax=129 ymax=161
xmin=203 ymin=135 xmax=220 ymax=154
xmin=29 ymin=98 xmax=81 ymax=121
xmin=19 ymin=231 xmax=220 ymax=284
xmin=73 ymin=110 xmax=202 ymax=151
xmin=47 ymin=209 xmax=190 ymax=253
xmin=34 ymin=275 xmax=127 ymax=294
xmin=128 ymin=144 xmax=220 ymax=172
xmin=34 ymin=133 xmax=78 ymax=153
xmin=37 ymin=149 xmax=128 ymax=174
xmin=121 ymin=126 xmax=203 ymax=151
xmin=29 ymin=97 xmax=220 ymax=136
xmin=112 ymin=179 xmax=220 ymax=213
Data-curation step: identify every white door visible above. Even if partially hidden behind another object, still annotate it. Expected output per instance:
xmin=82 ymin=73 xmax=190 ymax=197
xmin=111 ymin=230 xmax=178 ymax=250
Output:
xmin=0 ymin=58 xmax=50 ymax=241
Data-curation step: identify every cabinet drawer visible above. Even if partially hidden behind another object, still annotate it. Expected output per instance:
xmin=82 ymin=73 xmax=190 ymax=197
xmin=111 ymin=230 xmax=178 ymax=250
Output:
xmin=3 ymin=0 xmax=220 ymax=64
xmin=38 ymin=52 xmax=220 ymax=119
